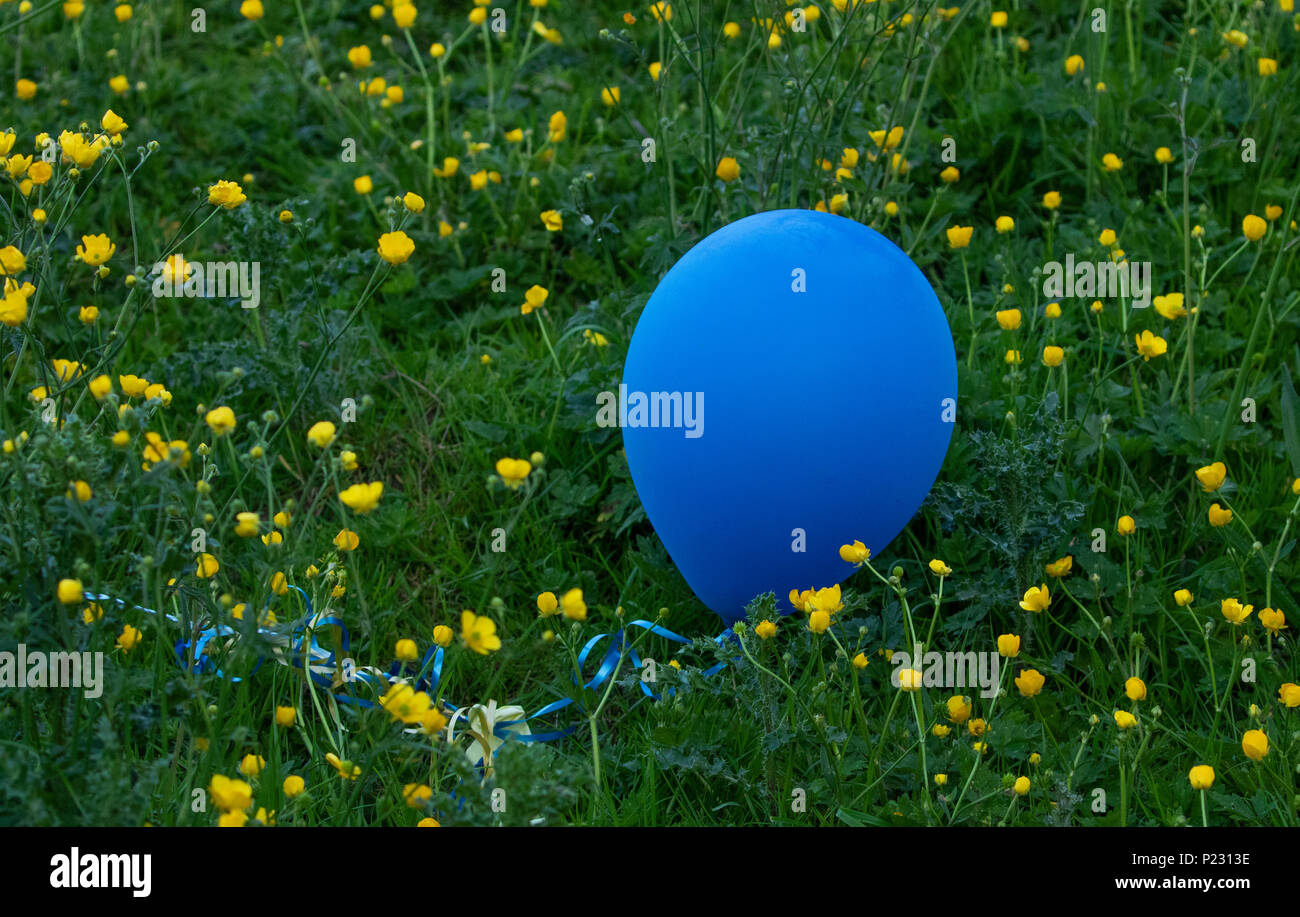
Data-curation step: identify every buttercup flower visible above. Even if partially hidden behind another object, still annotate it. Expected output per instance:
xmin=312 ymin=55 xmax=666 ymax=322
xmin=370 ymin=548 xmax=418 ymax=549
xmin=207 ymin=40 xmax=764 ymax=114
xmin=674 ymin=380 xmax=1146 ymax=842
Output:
xmin=461 ymin=609 xmax=502 ymax=654
xmin=377 ymin=231 xmax=415 ymax=265
xmin=1015 ymin=668 xmax=1045 ymax=697
xmin=1188 ymin=765 xmax=1215 ymax=790
xmin=1241 ymin=729 xmax=1268 ymax=760
xmin=1019 ymin=584 xmax=1050 ymax=612
xmin=207 ymin=180 xmax=247 ymax=209
xmin=76 ymin=234 xmax=115 ymax=266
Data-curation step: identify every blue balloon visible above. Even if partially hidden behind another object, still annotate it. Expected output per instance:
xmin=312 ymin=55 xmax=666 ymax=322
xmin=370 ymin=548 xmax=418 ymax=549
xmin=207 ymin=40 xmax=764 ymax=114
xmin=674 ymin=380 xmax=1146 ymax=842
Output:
xmin=620 ymin=209 xmax=957 ymax=624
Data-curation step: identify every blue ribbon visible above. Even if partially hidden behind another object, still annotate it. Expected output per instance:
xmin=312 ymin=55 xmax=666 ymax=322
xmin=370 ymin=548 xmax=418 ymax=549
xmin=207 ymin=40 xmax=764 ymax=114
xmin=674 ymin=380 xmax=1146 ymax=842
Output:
xmin=85 ymin=587 xmax=738 ymax=752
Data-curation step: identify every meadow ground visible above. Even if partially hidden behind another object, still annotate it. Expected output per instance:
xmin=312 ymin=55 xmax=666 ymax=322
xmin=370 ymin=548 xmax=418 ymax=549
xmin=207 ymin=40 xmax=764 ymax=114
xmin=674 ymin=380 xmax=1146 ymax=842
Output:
xmin=1 ymin=0 xmax=1298 ymax=829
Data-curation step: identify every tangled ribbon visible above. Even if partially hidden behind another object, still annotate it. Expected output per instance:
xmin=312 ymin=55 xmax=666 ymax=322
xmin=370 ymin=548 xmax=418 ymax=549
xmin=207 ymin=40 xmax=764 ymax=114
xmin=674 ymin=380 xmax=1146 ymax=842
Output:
xmin=84 ymin=587 xmax=734 ymax=754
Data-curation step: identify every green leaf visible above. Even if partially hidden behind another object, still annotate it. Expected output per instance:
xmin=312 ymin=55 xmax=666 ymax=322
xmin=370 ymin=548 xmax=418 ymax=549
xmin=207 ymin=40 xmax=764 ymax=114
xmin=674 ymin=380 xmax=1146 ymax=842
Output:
xmin=1280 ymin=363 xmax=1300 ymax=475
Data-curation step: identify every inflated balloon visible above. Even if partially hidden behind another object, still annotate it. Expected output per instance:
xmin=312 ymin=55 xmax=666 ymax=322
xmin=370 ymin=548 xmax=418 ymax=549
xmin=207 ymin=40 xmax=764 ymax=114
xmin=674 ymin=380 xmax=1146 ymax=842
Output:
xmin=620 ymin=209 xmax=957 ymax=625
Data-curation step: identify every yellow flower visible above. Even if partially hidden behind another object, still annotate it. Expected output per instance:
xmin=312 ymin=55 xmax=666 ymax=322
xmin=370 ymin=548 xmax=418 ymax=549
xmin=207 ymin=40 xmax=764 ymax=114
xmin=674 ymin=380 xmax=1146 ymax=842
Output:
xmin=838 ymin=540 xmax=869 ymax=564
xmin=1114 ymin=709 xmax=1137 ymax=729
xmin=57 ymin=578 xmax=84 ymax=604
xmin=1207 ymin=502 xmax=1233 ymax=527
xmin=1241 ymin=729 xmax=1268 ymax=760
xmin=521 ymin=284 xmax=549 ymax=315
xmin=196 ymin=553 xmax=220 ymax=578
xmin=540 ymin=209 xmax=563 ymax=231
xmin=928 ymin=558 xmax=952 ymax=576
xmin=1194 ymin=461 xmax=1226 ymax=492
xmin=1242 ymin=214 xmax=1267 ymax=241
xmin=339 ymin=481 xmax=384 ymax=514
xmin=946 ymin=225 xmax=973 ymax=248
xmin=940 ymin=166 xmax=960 ymax=183
xmin=0 ymin=243 xmax=25 ymax=275
xmin=1042 ymin=190 xmax=1061 ymax=210
xmin=995 ymin=215 xmax=1015 ymax=233
xmin=600 ymin=86 xmax=620 ymax=106
xmin=1258 ymin=607 xmax=1287 ymax=636
xmin=353 ymin=175 xmax=373 ymax=195
xmin=715 ymin=156 xmax=740 ymax=182
xmin=946 ymin=694 xmax=972 ymax=724
xmin=275 ymin=706 xmax=296 ymax=728
xmin=537 ymin=591 xmax=559 ymax=616
xmin=495 ymin=457 xmax=532 ymax=489
xmin=1015 ymin=668 xmax=1045 ymax=697
xmin=1220 ymin=597 xmax=1253 ymax=625
xmin=234 ymin=512 xmax=260 ymax=538
xmin=207 ymin=180 xmax=247 ymax=209
xmin=377 ymin=231 xmax=415 ymax=265
xmin=347 ymin=45 xmax=373 ymax=69
xmin=433 ymin=156 xmax=460 ymax=178
xmin=1019 ymin=584 xmax=1050 ymax=612
xmin=809 ymin=585 xmax=843 ymax=615
xmin=1134 ymin=330 xmax=1167 ymax=361
xmin=110 ymin=75 xmax=129 ymax=94
xmin=117 ymin=624 xmax=142 ymax=652
xmin=380 ymin=682 xmax=434 ymax=724
xmin=209 ymin=775 xmax=253 ymax=811
xmin=16 ymin=79 xmax=37 ymax=100
xmin=1064 ymin=54 xmax=1084 ymax=76
xmin=756 ymin=620 xmax=778 ymax=640
xmin=394 ymin=2 xmax=416 ymax=27
xmin=968 ymin=718 xmax=987 ymax=737
xmin=997 ymin=633 xmax=1021 ymax=657
xmin=307 ymin=421 xmax=336 ymax=448
xmin=547 ymin=110 xmax=567 ymax=143
xmin=1101 ymin=152 xmax=1123 ymax=171
xmin=1152 ymin=292 xmax=1186 ymax=320
xmin=461 ymin=609 xmax=502 ymax=653
xmin=560 ymin=588 xmax=588 ymax=621
xmin=1042 ymin=345 xmax=1064 ymax=367
xmin=1174 ymin=588 xmax=1193 ymax=606
xmin=433 ymin=625 xmax=454 ymax=648
xmin=334 ymin=529 xmax=360 ymax=551
xmin=1125 ymin=676 xmax=1147 ymax=702
xmin=1188 ymin=765 xmax=1215 ymax=790
xmin=1116 ymin=514 xmax=1136 ymax=536
xmin=402 ymin=191 xmax=425 ymax=214
xmin=1044 ymin=555 xmax=1072 ymax=577
xmin=1278 ymin=683 xmax=1300 ymax=708
xmin=239 ymin=753 xmax=265 ymax=777
xmin=1223 ymin=29 xmax=1248 ymax=48
xmin=65 ymin=480 xmax=92 ymax=503
xmin=868 ymin=126 xmax=904 ymax=151
xmin=1259 ymin=57 xmax=1278 ymax=77
xmin=325 ymin=752 xmax=361 ymax=780
xmin=932 ymin=724 xmax=949 ymax=737
xmin=239 ymin=0 xmax=262 ymax=17
xmin=205 ymin=406 xmax=236 ymax=436
xmin=1013 ymin=776 xmax=1030 ymax=795
xmin=897 ymin=668 xmax=923 ymax=691
xmin=995 ymin=308 xmax=1021 ymax=330
xmin=76 ymin=234 xmax=115 ymax=266
xmin=101 ymin=109 xmax=128 ymax=136
xmin=990 ymin=10 xmax=1008 ymax=28
xmin=283 ymin=775 xmax=305 ymax=797
xmin=934 ymin=773 xmax=948 ymax=786
xmin=649 ymin=1 xmax=672 ymax=22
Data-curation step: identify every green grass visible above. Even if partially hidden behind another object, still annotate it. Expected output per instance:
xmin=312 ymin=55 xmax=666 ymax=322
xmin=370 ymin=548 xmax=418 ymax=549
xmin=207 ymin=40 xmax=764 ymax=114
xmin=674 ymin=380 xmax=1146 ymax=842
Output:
xmin=0 ymin=0 xmax=1298 ymax=826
